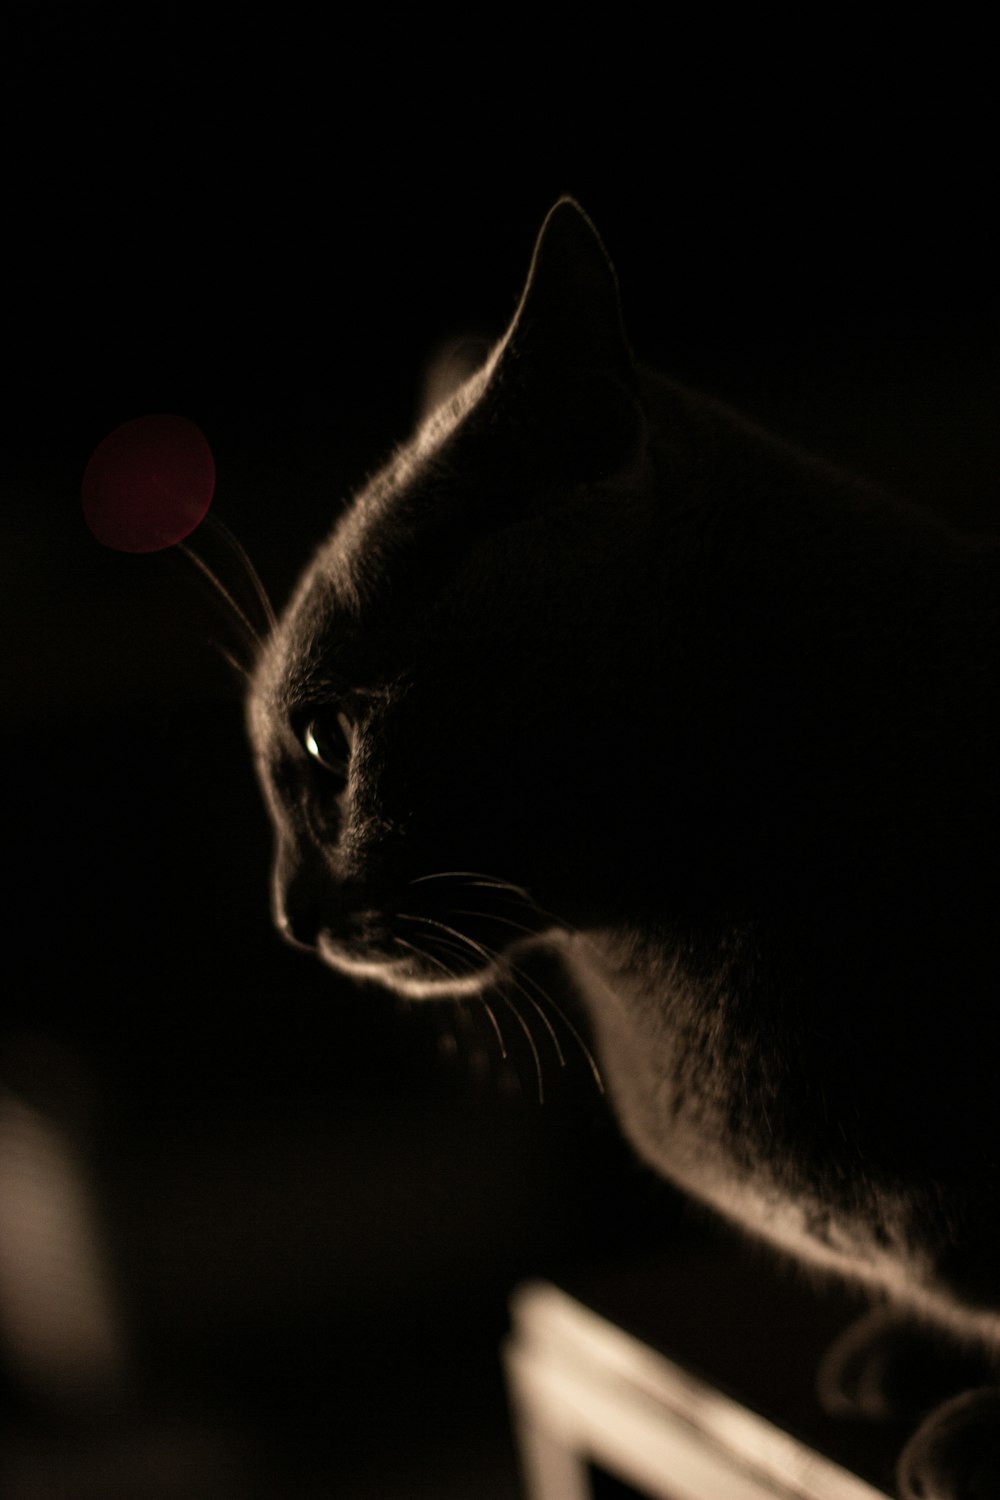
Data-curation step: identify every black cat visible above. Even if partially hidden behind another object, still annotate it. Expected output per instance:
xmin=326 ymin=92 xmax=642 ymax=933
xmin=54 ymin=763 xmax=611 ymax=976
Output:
xmin=248 ymin=199 xmax=1000 ymax=1499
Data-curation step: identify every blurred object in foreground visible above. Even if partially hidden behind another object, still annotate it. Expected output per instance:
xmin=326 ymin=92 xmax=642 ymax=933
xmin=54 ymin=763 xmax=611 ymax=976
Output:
xmin=0 ymin=1073 xmax=127 ymax=1413
xmin=505 ymin=1235 xmax=898 ymax=1499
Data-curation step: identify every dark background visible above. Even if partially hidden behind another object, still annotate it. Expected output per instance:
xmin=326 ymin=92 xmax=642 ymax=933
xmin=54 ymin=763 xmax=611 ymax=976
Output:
xmin=2 ymin=12 xmax=998 ymax=1496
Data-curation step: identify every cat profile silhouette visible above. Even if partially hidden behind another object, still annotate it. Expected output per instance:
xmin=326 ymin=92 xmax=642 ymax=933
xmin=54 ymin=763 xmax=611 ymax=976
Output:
xmin=248 ymin=198 xmax=1000 ymax=1499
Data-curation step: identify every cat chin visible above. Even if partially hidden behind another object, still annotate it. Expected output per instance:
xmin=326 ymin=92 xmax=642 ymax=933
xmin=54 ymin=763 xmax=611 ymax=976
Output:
xmin=315 ymin=936 xmax=497 ymax=999
xmin=380 ymin=970 xmax=497 ymax=1000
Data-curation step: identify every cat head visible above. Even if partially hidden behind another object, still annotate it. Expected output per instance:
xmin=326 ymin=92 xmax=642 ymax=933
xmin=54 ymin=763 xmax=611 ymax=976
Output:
xmin=248 ymin=200 xmax=671 ymax=997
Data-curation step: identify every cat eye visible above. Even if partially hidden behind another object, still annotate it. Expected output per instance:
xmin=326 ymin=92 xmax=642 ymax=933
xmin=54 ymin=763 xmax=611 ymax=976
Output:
xmin=302 ymin=709 xmax=354 ymax=777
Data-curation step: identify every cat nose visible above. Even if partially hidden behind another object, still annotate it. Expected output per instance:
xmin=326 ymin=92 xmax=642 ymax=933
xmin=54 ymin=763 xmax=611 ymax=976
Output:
xmin=272 ymin=858 xmax=327 ymax=952
xmin=276 ymin=900 xmax=319 ymax=952
xmin=275 ymin=894 xmax=319 ymax=951
xmin=273 ymin=845 xmax=392 ymax=952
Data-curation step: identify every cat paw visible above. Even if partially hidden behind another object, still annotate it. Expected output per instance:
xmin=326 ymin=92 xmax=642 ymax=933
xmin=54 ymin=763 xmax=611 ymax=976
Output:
xmin=897 ymin=1388 xmax=1000 ymax=1500
xmin=817 ymin=1307 xmax=995 ymax=1422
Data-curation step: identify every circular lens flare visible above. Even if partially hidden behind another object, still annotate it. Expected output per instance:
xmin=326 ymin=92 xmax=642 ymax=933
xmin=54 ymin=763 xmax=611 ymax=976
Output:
xmin=82 ymin=414 xmax=215 ymax=553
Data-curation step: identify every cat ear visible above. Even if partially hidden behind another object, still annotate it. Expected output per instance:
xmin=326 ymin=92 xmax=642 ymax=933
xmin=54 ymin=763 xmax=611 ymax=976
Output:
xmin=503 ymin=197 xmax=637 ymax=392
xmin=490 ymin=198 xmax=645 ymax=482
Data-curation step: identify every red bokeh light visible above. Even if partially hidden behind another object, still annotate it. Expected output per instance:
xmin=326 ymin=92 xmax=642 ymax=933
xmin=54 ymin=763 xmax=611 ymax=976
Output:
xmin=82 ymin=414 xmax=215 ymax=552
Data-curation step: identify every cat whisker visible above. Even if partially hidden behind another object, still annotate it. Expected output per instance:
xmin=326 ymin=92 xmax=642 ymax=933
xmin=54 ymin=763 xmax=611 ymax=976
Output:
xmin=204 ymin=513 xmax=278 ymax=634
xmin=396 ymin=935 xmax=500 ymax=1059
xmin=401 ymin=903 xmax=601 ymax=1095
xmin=441 ymin=904 xmax=602 ymax=1091
xmin=395 ymin=936 xmax=506 ymax=1072
xmin=396 ymin=926 xmax=485 ymax=997
xmin=408 ymin=871 xmax=535 ymax=904
xmin=393 ymin=932 xmax=455 ymax=978
xmin=505 ymin=954 xmax=604 ymax=1094
xmin=396 ymin=918 xmax=510 ymax=1060
xmin=497 ymin=990 xmax=545 ymax=1104
xmin=215 ymin=644 xmax=252 ymax=683
xmin=403 ymin=916 xmax=542 ymax=1087
xmin=498 ymin=974 xmax=562 ymax=1077
xmin=415 ymin=874 xmax=584 ymax=945
xmin=451 ymin=1003 xmax=494 ymax=1079
xmin=419 ymin=918 xmax=549 ymax=1104
xmin=479 ymin=997 xmax=509 ymax=1063
xmin=179 ymin=542 xmax=264 ymax=657
xmin=450 ymin=908 xmax=545 ymax=939
xmin=466 ymin=880 xmax=534 ymax=896
xmin=396 ymin=911 xmax=494 ymax=962
xmin=446 ymin=906 xmax=603 ymax=1092
xmin=516 ymin=894 xmax=581 ymax=936
xmin=444 ymin=915 xmax=565 ymax=1068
